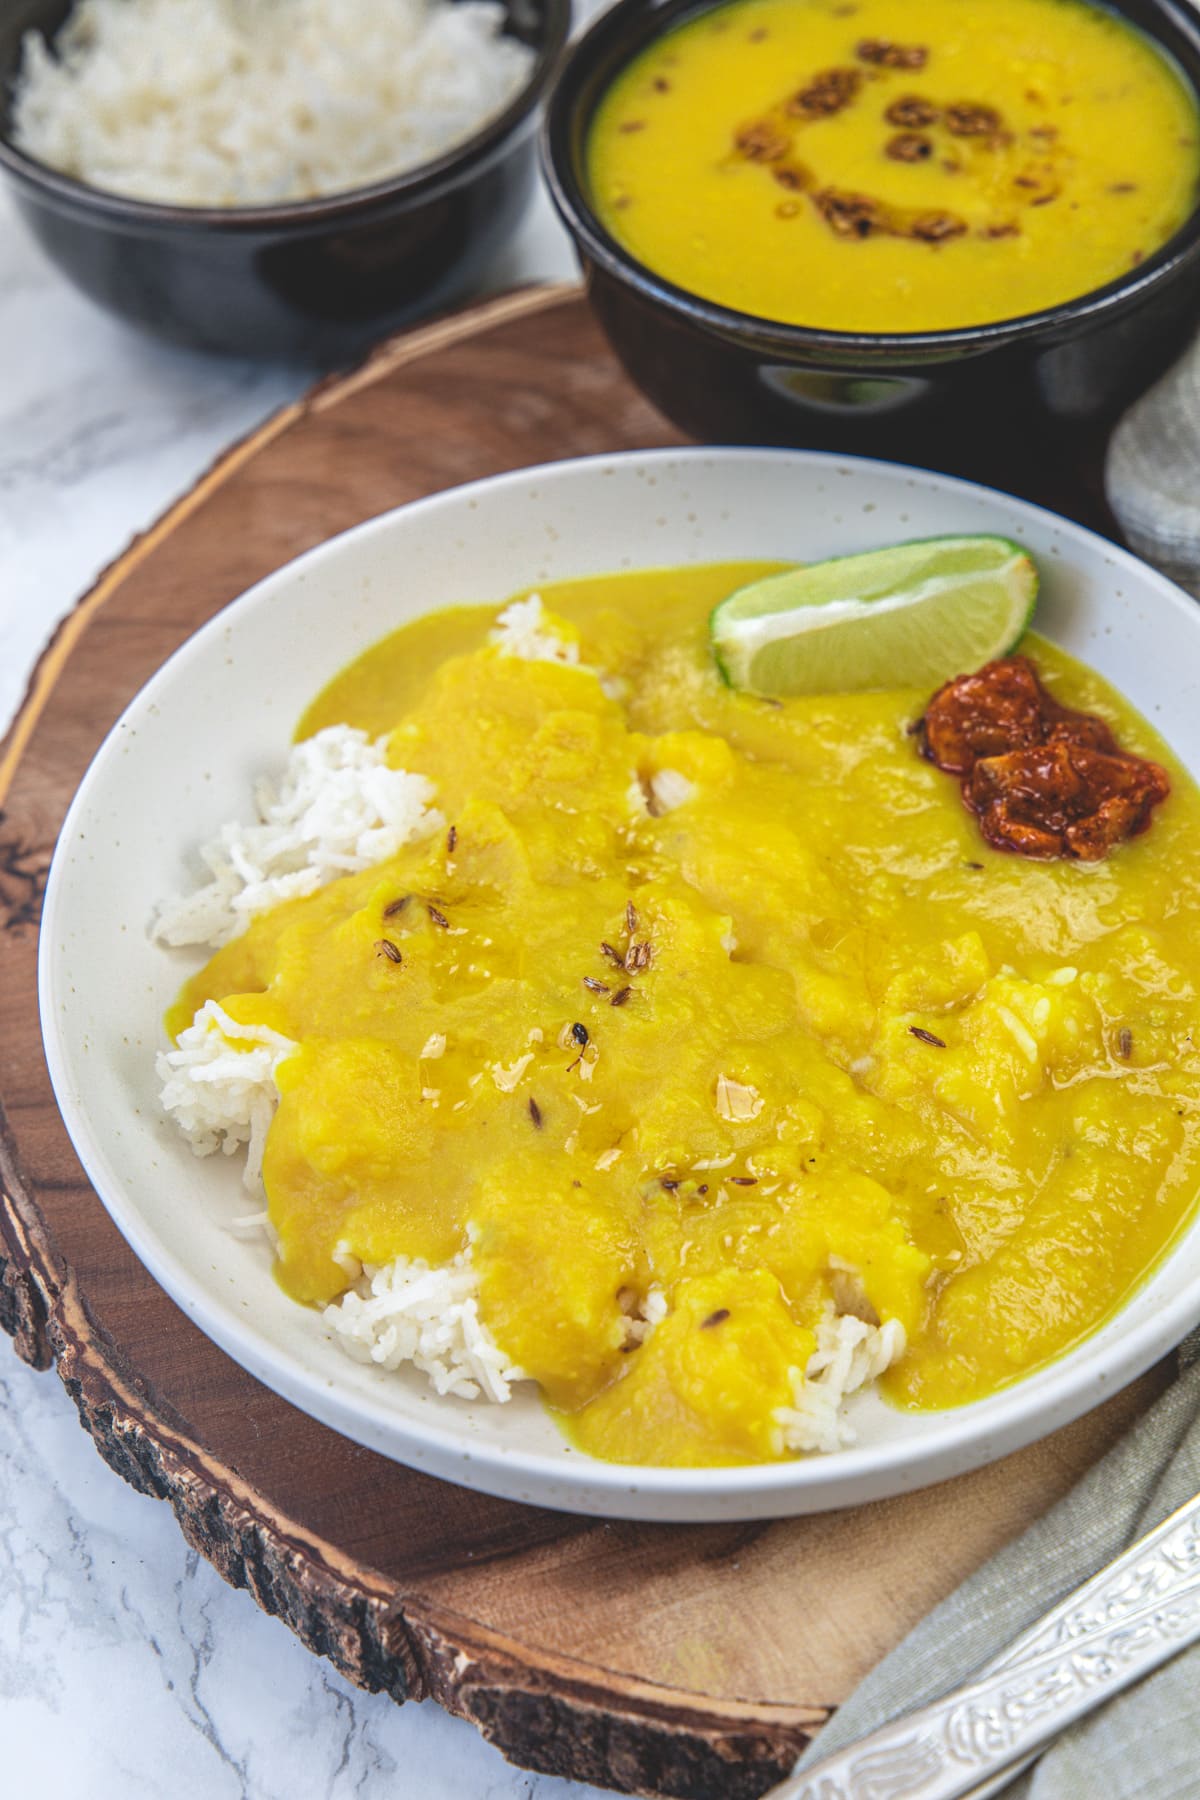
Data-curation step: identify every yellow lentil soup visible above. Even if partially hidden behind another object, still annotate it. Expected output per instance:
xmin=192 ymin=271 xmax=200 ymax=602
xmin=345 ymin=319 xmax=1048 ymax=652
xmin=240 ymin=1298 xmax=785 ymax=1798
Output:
xmin=586 ymin=0 xmax=1200 ymax=332
xmin=167 ymin=565 xmax=1200 ymax=1469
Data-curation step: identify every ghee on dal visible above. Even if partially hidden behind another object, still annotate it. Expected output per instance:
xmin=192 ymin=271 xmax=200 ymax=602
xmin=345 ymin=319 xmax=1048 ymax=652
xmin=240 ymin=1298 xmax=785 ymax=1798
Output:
xmin=586 ymin=0 xmax=1200 ymax=333
xmin=170 ymin=565 xmax=1200 ymax=1467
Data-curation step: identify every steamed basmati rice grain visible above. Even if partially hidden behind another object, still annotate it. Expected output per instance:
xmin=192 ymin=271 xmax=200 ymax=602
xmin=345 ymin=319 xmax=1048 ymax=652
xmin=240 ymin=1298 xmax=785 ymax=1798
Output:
xmin=618 ymin=1284 xmax=666 ymax=1348
xmin=12 ymin=0 xmax=536 ymax=208
xmin=323 ymin=1251 xmax=527 ymax=1402
xmin=648 ymin=768 xmax=696 ymax=815
xmin=153 ymin=724 xmax=442 ymax=950
xmin=156 ymin=1000 xmax=297 ymax=1192
xmin=489 ymin=593 xmax=581 ymax=666
xmin=776 ymin=1310 xmax=907 ymax=1454
xmin=627 ymin=767 xmax=697 ymax=818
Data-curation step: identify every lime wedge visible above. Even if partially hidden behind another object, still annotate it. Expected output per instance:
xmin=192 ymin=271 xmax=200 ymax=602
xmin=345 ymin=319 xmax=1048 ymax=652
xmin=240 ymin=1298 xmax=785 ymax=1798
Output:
xmin=710 ymin=535 xmax=1038 ymax=697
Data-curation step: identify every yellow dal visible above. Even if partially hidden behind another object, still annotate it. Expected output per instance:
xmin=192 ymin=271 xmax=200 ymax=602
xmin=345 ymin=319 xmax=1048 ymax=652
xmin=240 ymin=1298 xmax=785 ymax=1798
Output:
xmin=587 ymin=0 xmax=1200 ymax=332
xmin=171 ymin=565 xmax=1200 ymax=1468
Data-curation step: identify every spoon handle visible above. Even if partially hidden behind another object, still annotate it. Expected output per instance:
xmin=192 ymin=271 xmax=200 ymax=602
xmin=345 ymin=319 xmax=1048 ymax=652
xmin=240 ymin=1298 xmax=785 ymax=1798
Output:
xmin=767 ymin=1488 xmax=1200 ymax=1800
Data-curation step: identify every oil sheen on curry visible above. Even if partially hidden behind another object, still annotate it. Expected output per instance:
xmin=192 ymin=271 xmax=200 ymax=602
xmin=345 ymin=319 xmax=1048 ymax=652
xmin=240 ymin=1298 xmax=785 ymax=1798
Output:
xmin=587 ymin=0 xmax=1200 ymax=332
xmin=170 ymin=565 xmax=1200 ymax=1468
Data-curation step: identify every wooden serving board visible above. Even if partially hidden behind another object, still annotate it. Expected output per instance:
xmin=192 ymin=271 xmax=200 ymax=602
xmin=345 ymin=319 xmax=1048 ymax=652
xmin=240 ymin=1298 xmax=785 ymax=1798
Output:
xmin=0 ymin=284 xmax=1169 ymax=1800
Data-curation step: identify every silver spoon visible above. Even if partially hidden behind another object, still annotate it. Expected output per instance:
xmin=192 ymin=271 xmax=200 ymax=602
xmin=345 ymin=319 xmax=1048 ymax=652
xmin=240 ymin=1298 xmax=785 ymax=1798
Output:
xmin=765 ymin=1485 xmax=1200 ymax=1800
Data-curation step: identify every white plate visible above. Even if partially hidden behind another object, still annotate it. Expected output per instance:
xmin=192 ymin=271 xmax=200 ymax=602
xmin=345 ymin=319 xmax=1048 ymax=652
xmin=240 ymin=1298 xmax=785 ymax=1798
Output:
xmin=38 ymin=447 xmax=1200 ymax=1521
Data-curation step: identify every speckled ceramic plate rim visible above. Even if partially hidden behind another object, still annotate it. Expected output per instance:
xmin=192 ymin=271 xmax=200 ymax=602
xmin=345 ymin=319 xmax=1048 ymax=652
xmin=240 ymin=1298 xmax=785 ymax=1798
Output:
xmin=37 ymin=447 xmax=1200 ymax=1521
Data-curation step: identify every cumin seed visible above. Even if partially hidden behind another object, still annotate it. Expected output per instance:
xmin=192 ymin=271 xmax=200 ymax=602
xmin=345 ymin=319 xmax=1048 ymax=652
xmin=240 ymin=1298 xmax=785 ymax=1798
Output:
xmin=428 ymin=905 xmax=450 ymax=929
xmin=374 ymin=938 xmax=402 ymax=964
xmin=447 ymin=824 xmax=457 ymax=853
xmin=730 ymin=1176 xmax=757 ymax=1186
xmin=600 ymin=941 xmax=623 ymax=965
xmin=383 ymin=895 xmax=411 ymax=918
xmin=626 ymin=901 xmax=638 ymax=934
xmin=701 ymin=1308 xmax=731 ymax=1329
xmin=571 ymin=1022 xmax=590 ymax=1047
xmin=1118 ymin=1027 xmax=1133 ymax=1060
xmin=909 ymin=1025 xmax=946 ymax=1048
xmin=529 ymin=1096 xmax=543 ymax=1128
xmin=583 ymin=976 xmax=610 ymax=993
xmin=610 ymin=986 xmax=632 ymax=1007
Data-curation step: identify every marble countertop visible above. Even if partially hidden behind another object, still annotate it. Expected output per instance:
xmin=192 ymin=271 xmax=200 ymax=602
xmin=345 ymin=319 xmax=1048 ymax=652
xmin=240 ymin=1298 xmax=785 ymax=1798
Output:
xmin=0 ymin=150 xmax=617 ymax=1799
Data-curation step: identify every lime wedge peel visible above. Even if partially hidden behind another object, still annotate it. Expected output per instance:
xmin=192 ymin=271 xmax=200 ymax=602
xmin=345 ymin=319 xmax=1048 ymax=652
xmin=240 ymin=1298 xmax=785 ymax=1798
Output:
xmin=710 ymin=534 xmax=1039 ymax=698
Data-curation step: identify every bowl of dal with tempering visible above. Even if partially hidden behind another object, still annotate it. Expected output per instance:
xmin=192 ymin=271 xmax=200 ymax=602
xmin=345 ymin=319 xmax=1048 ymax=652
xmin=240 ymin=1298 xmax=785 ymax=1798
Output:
xmin=39 ymin=448 xmax=1200 ymax=1521
xmin=542 ymin=0 xmax=1200 ymax=489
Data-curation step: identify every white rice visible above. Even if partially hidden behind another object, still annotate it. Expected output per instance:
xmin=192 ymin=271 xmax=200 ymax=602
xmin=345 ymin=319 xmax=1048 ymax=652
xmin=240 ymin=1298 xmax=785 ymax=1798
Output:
xmin=153 ymin=724 xmax=441 ymax=950
xmin=648 ymin=768 xmax=696 ymax=815
xmin=489 ymin=593 xmax=581 ymax=666
xmin=776 ymin=1310 xmax=907 ymax=1455
xmin=156 ymin=999 xmax=297 ymax=1193
xmin=12 ymin=0 xmax=536 ymax=208
xmin=323 ymin=1250 xmax=526 ymax=1402
xmin=628 ymin=767 xmax=697 ymax=818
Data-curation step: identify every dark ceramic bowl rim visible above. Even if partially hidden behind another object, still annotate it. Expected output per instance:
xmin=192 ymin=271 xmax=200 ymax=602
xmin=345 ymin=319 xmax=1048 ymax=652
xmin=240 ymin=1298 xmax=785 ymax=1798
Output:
xmin=542 ymin=0 xmax=1200 ymax=353
xmin=0 ymin=0 xmax=570 ymax=232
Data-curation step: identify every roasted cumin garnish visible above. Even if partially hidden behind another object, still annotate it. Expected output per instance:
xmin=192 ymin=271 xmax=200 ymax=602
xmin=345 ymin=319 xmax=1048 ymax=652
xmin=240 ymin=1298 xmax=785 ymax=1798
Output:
xmin=1118 ymin=1027 xmax=1134 ymax=1060
xmin=427 ymin=904 xmax=450 ymax=929
xmin=944 ymin=101 xmax=1004 ymax=137
xmin=910 ymin=210 xmax=967 ymax=242
xmin=814 ymin=187 xmax=886 ymax=237
xmin=909 ymin=1025 xmax=947 ymax=1047
xmin=701 ymin=1308 xmax=731 ymax=1329
xmin=625 ymin=940 xmax=653 ymax=973
xmin=600 ymin=940 xmax=624 ymax=966
xmin=886 ymin=94 xmax=938 ymax=128
xmin=734 ymin=118 xmax=790 ymax=161
xmin=729 ymin=1176 xmax=758 ymax=1186
xmin=786 ymin=66 xmax=860 ymax=118
xmin=626 ymin=901 xmax=639 ymax=934
xmin=446 ymin=824 xmax=457 ymax=854
xmin=583 ymin=976 xmax=610 ymax=994
xmin=383 ymin=895 xmax=411 ymax=919
xmin=528 ymin=1096 xmax=544 ymax=1128
xmin=856 ymin=37 xmax=928 ymax=69
xmin=374 ymin=938 xmax=403 ymax=964
xmin=610 ymin=985 xmax=633 ymax=1007
xmin=886 ymin=131 xmax=934 ymax=162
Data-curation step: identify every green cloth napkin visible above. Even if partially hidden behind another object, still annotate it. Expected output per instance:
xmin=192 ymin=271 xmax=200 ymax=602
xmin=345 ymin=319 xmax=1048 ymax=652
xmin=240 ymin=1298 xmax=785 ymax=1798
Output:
xmin=789 ymin=1340 xmax=1200 ymax=1798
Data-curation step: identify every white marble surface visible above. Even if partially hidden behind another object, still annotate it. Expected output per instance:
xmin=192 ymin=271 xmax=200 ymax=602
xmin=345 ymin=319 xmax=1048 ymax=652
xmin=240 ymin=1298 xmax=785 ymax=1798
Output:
xmin=0 ymin=138 xmax=622 ymax=1798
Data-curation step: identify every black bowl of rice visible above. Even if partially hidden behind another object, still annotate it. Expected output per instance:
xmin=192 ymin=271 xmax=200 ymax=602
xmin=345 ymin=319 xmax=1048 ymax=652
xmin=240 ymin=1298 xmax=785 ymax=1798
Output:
xmin=0 ymin=0 xmax=569 ymax=359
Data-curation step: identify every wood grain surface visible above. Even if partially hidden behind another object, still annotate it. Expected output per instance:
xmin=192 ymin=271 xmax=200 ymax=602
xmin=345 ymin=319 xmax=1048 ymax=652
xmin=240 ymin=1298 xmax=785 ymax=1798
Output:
xmin=0 ymin=283 xmax=1170 ymax=1800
